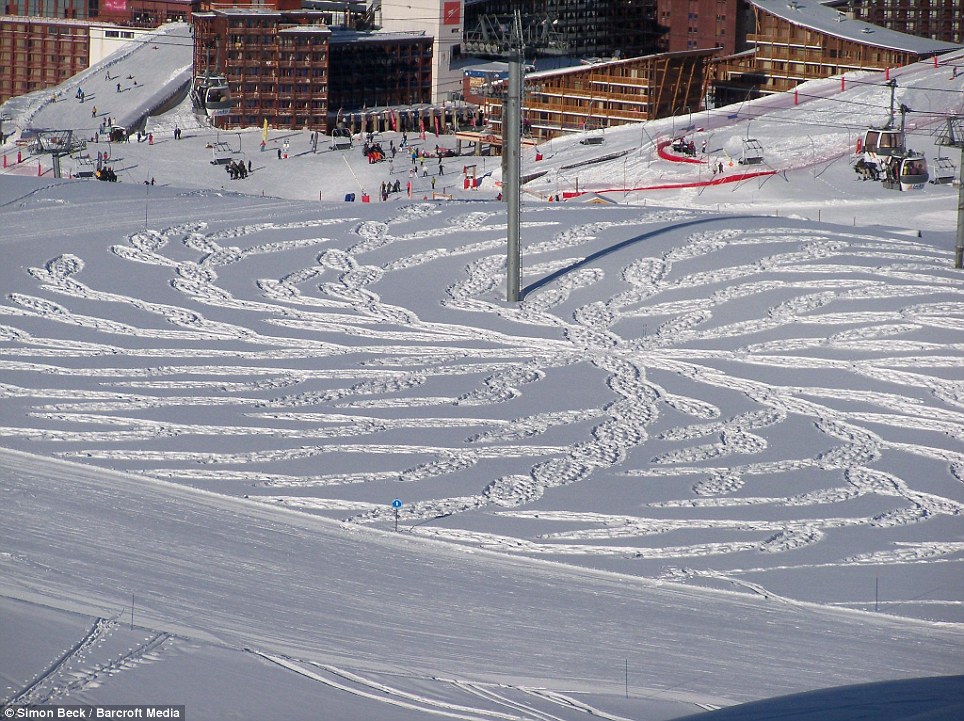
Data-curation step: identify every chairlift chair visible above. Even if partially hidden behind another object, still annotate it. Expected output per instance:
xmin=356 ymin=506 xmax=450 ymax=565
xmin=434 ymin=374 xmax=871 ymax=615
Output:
xmin=671 ymin=137 xmax=695 ymax=155
xmin=73 ymin=154 xmax=95 ymax=178
xmin=740 ymin=138 xmax=764 ymax=165
xmin=330 ymin=127 xmax=352 ymax=150
xmin=210 ymin=140 xmax=233 ymax=165
xmin=930 ymin=156 xmax=956 ymax=185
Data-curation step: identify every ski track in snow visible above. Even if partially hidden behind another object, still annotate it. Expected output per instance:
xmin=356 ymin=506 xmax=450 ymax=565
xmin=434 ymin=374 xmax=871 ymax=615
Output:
xmin=1 ymin=205 xmax=962 ymax=620
xmin=6 ymin=615 xmax=173 ymax=706
xmin=253 ymin=652 xmax=638 ymax=721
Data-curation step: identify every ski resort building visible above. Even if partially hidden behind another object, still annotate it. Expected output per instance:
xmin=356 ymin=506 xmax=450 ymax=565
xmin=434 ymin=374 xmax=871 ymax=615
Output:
xmin=710 ymin=0 xmax=961 ymax=103
xmin=0 ymin=16 xmax=161 ymax=103
xmin=482 ymin=48 xmax=714 ymax=141
xmin=824 ymin=0 xmax=964 ymax=45
xmin=378 ymin=0 xmax=462 ymax=104
xmin=461 ymin=0 xmax=662 ymax=61
xmin=654 ymin=0 xmax=748 ymax=56
xmin=193 ymin=7 xmax=434 ymax=132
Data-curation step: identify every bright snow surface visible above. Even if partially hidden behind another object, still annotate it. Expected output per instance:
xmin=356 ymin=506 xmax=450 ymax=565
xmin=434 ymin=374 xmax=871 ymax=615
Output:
xmin=1 ymin=23 xmax=963 ymax=721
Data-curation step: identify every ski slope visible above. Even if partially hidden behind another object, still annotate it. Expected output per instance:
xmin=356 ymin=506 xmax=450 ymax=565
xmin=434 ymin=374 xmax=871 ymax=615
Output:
xmin=1 ymin=26 xmax=962 ymax=721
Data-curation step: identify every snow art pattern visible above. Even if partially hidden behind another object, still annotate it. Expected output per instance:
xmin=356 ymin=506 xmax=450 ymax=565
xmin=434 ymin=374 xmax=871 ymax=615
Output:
xmin=1 ymin=203 xmax=961 ymax=620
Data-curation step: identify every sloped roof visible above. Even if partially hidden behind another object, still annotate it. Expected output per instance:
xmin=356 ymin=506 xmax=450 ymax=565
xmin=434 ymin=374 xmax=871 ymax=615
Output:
xmin=750 ymin=0 xmax=961 ymax=55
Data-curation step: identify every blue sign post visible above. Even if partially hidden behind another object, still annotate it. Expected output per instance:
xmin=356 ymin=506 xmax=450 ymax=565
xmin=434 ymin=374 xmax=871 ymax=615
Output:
xmin=392 ymin=498 xmax=402 ymax=531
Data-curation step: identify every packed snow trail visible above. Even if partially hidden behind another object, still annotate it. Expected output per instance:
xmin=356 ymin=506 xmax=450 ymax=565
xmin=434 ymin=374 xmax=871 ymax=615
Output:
xmin=1 ymin=448 xmax=961 ymax=708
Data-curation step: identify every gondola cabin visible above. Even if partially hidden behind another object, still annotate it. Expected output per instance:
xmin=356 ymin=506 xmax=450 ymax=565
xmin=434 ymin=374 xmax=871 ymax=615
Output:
xmin=194 ymin=75 xmax=232 ymax=118
xmin=861 ymin=128 xmax=903 ymax=157
xmin=204 ymin=83 xmax=232 ymax=117
xmin=896 ymin=154 xmax=928 ymax=190
xmin=879 ymin=153 xmax=928 ymax=191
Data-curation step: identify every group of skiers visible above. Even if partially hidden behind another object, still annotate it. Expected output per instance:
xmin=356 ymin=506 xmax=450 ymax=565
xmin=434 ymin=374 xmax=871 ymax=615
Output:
xmin=380 ymin=179 xmax=403 ymax=201
xmin=363 ymin=140 xmax=387 ymax=163
xmin=225 ymin=159 xmax=251 ymax=180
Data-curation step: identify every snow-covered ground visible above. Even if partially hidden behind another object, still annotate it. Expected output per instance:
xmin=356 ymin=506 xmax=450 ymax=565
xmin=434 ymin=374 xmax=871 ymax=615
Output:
xmin=1 ymin=24 xmax=962 ymax=721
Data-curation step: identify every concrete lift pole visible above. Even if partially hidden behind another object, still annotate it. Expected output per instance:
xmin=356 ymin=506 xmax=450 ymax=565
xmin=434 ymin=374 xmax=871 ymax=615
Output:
xmin=504 ymin=10 xmax=523 ymax=302
xmin=957 ymin=148 xmax=964 ymax=269
xmin=937 ymin=116 xmax=964 ymax=268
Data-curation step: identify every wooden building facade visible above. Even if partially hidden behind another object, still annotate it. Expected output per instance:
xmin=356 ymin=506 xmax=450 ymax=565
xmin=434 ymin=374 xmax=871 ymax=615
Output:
xmin=749 ymin=5 xmax=925 ymax=94
xmin=710 ymin=0 xmax=961 ymax=104
xmin=485 ymin=49 xmax=714 ymax=140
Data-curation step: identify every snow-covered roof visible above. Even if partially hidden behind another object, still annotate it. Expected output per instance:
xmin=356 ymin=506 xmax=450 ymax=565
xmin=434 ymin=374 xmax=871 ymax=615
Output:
xmin=278 ymin=24 xmax=331 ymax=34
xmin=749 ymin=0 xmax=962 ymax=55
xmin=0 ymin=13 xmax=108 ymax=27
xmin=329 ymin=28 xmax=428 ymax=44
xmin=461 ymin=61 xmax=509 ymax=78
xmin=522 ymin=48 xmax=716 ymax=83
xmin=198 ymin=7 xmax=330 ymax=17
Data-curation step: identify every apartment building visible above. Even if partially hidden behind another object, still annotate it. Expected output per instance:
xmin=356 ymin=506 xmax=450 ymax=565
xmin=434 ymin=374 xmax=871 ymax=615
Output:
xmin=484 ymin=48 xmax=714 ymax=140
xmin=826 ymin=0 xmax=963 ymax=45
xmin=711 ymin=0 xmax=960 ymax=103
xmin=194 ymin=7 xmax=434 ymax=131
